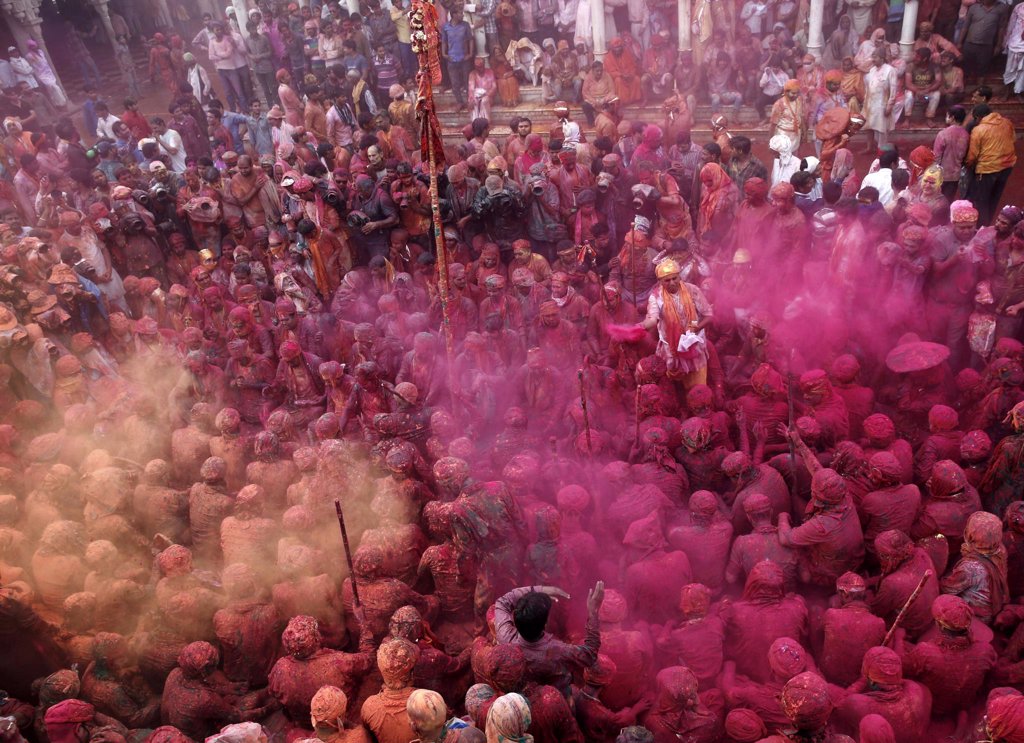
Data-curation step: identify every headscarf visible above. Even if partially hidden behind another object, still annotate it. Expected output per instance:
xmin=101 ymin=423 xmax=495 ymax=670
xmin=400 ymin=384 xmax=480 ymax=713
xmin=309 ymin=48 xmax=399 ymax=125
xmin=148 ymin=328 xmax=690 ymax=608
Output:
xmin=929 ymin=404 xmax=958 ymax=432
xmin=282 ymin=615 xmax=321 ymax=658
xmin=931 ymin=594 xmax=973 ymax=633
xmin=485 ymin=693 xmax=533 ymax=743
xmin=962 ymin=511 xmax=1009 ymax=614
xmin=206 ymin=724 xmax=266 ymax=743
xmin=483 ymin=643 xmax=526 ymax=693
xmin=698 ymin=163 xmax=734 ymax=234
xmin=987 ymin=694 xmax=1024 ymax=743
xmin=908 ymin=146 xmax=934 ymax=182
xmin=743 ymin=177 xmax=769 ymax=202
xmin=466 ymin=684 xmax=497 ymax=726
xmin=811 ymin=468 xmax=847 ymax=506
xmin=377 ymin=638 xmax=419 ymax=688
xmin=310 ymin=686 xmax=348 ymax=728
xmin=742 ymin=560 xmax=784 ymax=605
xmin=863 ymin=413 xmax=896 ymax=444
xmin=768 ymin=637 xmax=810 ymax=680
xmin=45 ymin=700 xmax=95 ymax=743
xmin=876 ymin=529 xmax=915 ymax=573
xmin=751 ymin=363 xmax=785 ymax=397
xmin=861 ymin=647 xmax=903 ymax=702
xmin=832 ymin=147 xmax=855 ymax=181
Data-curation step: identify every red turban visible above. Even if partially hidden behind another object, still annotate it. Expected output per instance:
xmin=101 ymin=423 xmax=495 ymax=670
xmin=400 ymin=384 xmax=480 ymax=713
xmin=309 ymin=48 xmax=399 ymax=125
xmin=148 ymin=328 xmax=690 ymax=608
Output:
xmin=862 ymin=646 xmax=903 ymax=686
xmin=781 ymin=672 xmax=832 ymax=730
xmin=869 ymin=451 xmax=903 ymax=483
xmin=725 ymin=709 xmax=768 ymax=743
xmin=858 ymin=714 xmax=897 ymax=743
xmin=928 ymin=404 xmax=958 ymax=432
xmin=986 ymin=695 xmax=1024 ymax=743
xmin=768 ymin=637 xmax=809 ymax=680
xmin=279 ymin=340 xmax=301 ymax=360
xmin=863 ymin=413 xmax=896 ymax=443
xmin=751 ymin=363 xmax=784 ymax=397
xmin=743 ymin=176 xmax=769 ymax=200
xmin=689 ymin=490 xmax=719 ymax=517
xmin=931 ymin=594 xmax=973 ymax=633
xmin=811 ymin=468 xmax=847 ymax=505
xmin=830 ymin=353 xmax=861 ymax=383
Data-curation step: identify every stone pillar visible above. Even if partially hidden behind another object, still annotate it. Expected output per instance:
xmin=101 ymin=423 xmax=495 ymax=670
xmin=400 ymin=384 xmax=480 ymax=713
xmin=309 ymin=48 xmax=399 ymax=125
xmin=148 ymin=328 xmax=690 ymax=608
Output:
xmin=232 ymin=0 xmax=251 ymax=34
xmin=346 ymin=0 xmax=360 ymax=15
xmin=1 ymin=0 xmax=68 ymax=102
xmin=807 ymin=0 xmax=825 ymax=59
xmin=899 ymin=0 xmax=919 ymax=60
xmin=592 ymin=0 xmax=607 ymax=60
xmin=678 ymin=0 xmax=691 ymax=51
xmin=88 ymin=0 xmax=119 ymax=49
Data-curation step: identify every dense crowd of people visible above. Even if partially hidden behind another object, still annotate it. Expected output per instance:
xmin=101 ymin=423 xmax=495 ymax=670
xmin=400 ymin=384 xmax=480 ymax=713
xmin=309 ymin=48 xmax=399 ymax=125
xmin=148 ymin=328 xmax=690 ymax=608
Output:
xmin=2 ymin=0 xmax=1024 ymax=743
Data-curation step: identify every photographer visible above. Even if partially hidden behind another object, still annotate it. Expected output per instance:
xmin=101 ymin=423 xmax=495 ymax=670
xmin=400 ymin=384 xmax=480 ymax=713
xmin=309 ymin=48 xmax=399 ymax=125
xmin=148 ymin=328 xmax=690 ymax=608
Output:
xmin=349 ymin=174 xmax=399 ymax=261
xmin=472 ymin=174 xmax=526 ymax=253
xmin=389 ymin=162 xmax=432 ymax=249
xmin=523 ymin=164 xmax=564 ymax=259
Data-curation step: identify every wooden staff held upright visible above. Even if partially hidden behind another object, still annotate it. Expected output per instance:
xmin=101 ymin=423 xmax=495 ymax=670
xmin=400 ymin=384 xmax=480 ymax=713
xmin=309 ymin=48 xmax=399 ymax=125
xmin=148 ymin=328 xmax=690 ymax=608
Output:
xmin=334 ymin=499 xmax=360 ymax=607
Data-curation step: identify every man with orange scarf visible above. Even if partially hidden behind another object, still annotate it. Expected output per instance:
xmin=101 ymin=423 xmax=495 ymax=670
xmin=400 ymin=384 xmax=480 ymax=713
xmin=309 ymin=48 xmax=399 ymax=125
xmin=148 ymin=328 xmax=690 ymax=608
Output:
xmin=639 ymin=258 xmax=713 ymax=389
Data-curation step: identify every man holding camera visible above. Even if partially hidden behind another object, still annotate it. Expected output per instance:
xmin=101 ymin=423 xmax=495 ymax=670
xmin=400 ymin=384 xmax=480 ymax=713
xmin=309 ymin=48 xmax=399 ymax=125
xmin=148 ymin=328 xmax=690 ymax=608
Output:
xmin=389 ymin=162 xmax=432 ymax=249
xmin=349 ymin=174 xmax=399 ymax=261
xmin=549 ymin=145 xmax=595 ymax=222
xmin=472 ymin=175 xmax=526 ymax=251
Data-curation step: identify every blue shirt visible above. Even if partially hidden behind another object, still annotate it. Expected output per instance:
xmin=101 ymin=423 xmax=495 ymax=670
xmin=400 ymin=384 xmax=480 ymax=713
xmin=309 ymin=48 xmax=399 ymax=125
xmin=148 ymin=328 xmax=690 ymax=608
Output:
xmin=441 ymin=21 xmax=472 ymax=62
xmin=221 ymin=110 xmax=248 ymax=153
xmin=82 ymin=99 xmax=98 ymax=138
xmin=245 ymin=113 xmax=274 ymax=156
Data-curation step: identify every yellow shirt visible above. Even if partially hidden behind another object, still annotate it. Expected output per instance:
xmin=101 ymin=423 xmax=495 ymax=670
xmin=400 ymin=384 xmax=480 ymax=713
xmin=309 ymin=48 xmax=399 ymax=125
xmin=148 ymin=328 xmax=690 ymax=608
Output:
xmin=391 ymin=6 xmax=411 ymax=44
xmin=967 ymin=112 xmax=1018 ymax=175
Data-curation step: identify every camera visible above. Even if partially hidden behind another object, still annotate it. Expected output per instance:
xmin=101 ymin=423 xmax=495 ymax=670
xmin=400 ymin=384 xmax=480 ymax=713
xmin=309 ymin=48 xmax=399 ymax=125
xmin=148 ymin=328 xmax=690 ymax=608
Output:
xmin=150 ymin=184 xmax=169 ymax=199
xmin=529 ymin=178 xmax=545 ymax=196
xmin=323 ymin=189 xmax=342 ymax=207
xmin=347 ymin=210 xmax=370 ymax=229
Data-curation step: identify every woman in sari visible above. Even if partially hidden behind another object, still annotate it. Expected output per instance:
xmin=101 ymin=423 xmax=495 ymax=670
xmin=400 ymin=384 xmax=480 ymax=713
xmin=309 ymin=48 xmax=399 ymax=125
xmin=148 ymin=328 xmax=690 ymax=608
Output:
xmin=823 ymin=15 xmax=860 ymax=70
xmin=490 ymin=45 xmax=520 ymax=107
xmin=831 ymin=147 xmax=860 ymax=197
xmin=697 ymin=162 xmax=738 ymax=256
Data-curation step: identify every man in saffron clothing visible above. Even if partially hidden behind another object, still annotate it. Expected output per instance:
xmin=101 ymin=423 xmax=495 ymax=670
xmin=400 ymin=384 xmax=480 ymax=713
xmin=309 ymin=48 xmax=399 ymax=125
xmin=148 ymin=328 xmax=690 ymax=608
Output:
xmin=639 ymin=258 xmax=713 ymax=389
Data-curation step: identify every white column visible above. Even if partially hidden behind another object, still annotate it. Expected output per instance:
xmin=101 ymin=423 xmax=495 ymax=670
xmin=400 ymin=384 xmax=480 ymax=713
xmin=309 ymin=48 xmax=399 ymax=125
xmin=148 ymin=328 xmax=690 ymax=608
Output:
xmin=8 ymin=21 xmax=67 ymax=102
xmin=89 ymin=0 xmax=119 ymax=49
xmin=678 ymin=0 xmax=691 ymax=50
xmin=592 ymin=0 xmax=607 ymax=60
xmin=807 ymin=0 xmax=825 ymax=59
xmin=899 ymin=0 xmax=919 ymax=60
xmin=232 ymin=0 xmax=251 ymax=33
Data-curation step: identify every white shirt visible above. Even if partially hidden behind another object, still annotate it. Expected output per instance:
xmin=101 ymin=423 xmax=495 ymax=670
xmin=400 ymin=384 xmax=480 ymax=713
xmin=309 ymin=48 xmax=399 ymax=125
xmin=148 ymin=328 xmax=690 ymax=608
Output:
xmin=96 ymin=113 xmax=122 ymax=141
xmin=860 ymin=166 xmax=895 ymax=205
xmin=157 ymin=128 xmax=187 ymax=172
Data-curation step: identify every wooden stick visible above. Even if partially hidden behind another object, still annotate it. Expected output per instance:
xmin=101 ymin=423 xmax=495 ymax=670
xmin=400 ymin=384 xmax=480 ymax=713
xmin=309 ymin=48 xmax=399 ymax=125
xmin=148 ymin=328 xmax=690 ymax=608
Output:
xmin=578 ymin=369 xmax=592 ymax=455
xmin=881 ymin=570 xmax=932 ymax=646
xmin=334 ymin=499 xmax=360 ymax=607
xmin=634 ymin=384 xmax=641 ymax=444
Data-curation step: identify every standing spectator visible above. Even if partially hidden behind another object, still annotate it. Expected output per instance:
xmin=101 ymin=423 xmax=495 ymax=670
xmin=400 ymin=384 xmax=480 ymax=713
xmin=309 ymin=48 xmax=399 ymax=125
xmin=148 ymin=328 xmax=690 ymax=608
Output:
xmin=246 ymin=22 xmax=277 ymax=106
xmin=277 ymin=69 xmax=304 ymax=127
xmin=371 ymin=43 xmax=400 ymax=103
xmin=115 ymin=35 xmax=142 ymax=99
xmin=1003 ymin=0 xmax=1024 ymax=99
xmin=209 ymin=22 xmax=249 ymax=111
xmin=391 ymin=0 xmax=415 ymax=78
xmin=6 ymin=47 xmax=36 ymax=91
xmin=121 ymin=98 xmax=151 ymax=141
xmin=24 ymin=40 xmax=64 ymax=110
xmin=65 ymin=22 xmax=102 ymax=90
xmin=960 ymin=0 xmax=1008 ymax=79
xmin=182 ymin=53 xmax=213 ymax=105
xmin=149 ymin=33 xmax=176 ymax=93
xmin=172 ymin=103 xmax=211 ymax=160
xmin=862 ymin=49 xmax=897 ymax=152
xmin=441 ymin=8 xmax=473 ymax=113
xmin=151 ymin=117 xmax=187 ymax=173
xmin=965 ymin=103 xmax=1017 ymax=225
xmin=94 ymin=102 xmax=122 ymax=141
xmin=468 ymin=58 xmax=497 ymax=122
xmin=933 ymin=104 xmax=969 ymax=201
